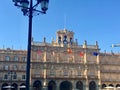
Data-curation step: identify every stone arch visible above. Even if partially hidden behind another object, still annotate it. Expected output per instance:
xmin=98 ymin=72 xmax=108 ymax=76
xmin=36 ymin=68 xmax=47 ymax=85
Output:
xmin=60 ymin=81 xmax=72 ymax=90
xmin=58 ymin=36 xmax=61 ymax=44
xmin=48 ymin=80 xmax=56 ymax=90
xmin=12 ymin=83 xmax=18 ymax=90
xmin=33 ymin=80 xmax=42 ymax=90
xmin=19 ymin=83 xmax=26 ymax=90
xmin=89 ymin=81 xmax=96 ymax=90
xmin=1 ymin=83 xmax=8 ymax=90
xmin=102 ymin=84 xmax=106 ymax=89
xmin=76 ymin=81 xmax=83 ymax=90
xmin=116 ymin=84 xmax=120 ymax=88
xmin=109 ymin=84 xmax=114 ymax=87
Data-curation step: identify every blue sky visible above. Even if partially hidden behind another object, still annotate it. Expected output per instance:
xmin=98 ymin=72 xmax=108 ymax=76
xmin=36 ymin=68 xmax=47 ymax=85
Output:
xmin=1 ymin=0 xmax=120 ymax=53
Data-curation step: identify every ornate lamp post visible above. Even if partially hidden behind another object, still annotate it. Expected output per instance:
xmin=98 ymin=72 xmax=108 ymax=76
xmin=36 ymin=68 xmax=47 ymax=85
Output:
xmin=11 ymin=0 xmax=49 ymax=90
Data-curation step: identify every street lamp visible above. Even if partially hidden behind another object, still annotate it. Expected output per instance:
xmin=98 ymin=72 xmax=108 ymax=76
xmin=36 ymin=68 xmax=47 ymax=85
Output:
xmin=11 ymin=0 xmax=49 ymax=90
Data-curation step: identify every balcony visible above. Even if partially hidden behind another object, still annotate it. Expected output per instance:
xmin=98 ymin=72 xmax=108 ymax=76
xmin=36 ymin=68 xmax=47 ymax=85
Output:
xmin=87 ymin=61 xmax=97 ymax=64
xmin=101 ymin=78 xmax=120 ymax=82
xmin=100 ymin=62 xmax=120 ymax=65
xmin=101 ymin=70 xmax=120 ymax=73
xmin=31 ymin=74 xmax=86 ymax=80
xmin=32 ymin=41 xmax=52 ymax=46
xmin=0 ymin=78 xmax=26 ymax=82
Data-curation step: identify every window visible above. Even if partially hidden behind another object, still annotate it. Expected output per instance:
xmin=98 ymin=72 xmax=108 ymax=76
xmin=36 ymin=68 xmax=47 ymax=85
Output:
xmin=4 ymin=74 xmax=8 ymax=80
xmin=22 ymin=57 xmax=27 ymax=62
xmin=63 ymin=35 xmax=68 ymax=46
xmin=58 ymin=36 xmax=61 ymax=44
xmin=77 ymin=71 xmax=81 ymax=76
xmin=64 ymin=70 xmax=68 ymax=76
xmin=5 ymin=56 xmax=10 ymax=61
xmin=35 ymin=72 xmax=40 ymax=77
xmin=3 ymin=65 xmax=9 ymax=70
xmin=13 ymin=65 xmax=17 ymax=70
xmin=59 ymin=71 xmax=62 ymax=76
xmin=70 ymin=37 xmax=73 ymax=45
xmin=50 ymin=70 xmax=55 ymax=76
xmin=70 ymin=70 xmax=73 ymax=76
xmin=22 ymin=75 xmax=26 ymax=80
xmin=21 ymin=65 xmax=26 ymax=70
xmin=14 ymin=56 xmax=19 ymax=61
xmin=13 ymin=74 xmax=17 ymax=79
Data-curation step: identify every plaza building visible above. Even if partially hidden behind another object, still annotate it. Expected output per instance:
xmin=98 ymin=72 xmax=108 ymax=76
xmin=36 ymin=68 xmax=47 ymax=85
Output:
xmin=0 ymin=29 xmax=120 ymax=90
xmin=0 ymin=48 xmax=27 ymax=90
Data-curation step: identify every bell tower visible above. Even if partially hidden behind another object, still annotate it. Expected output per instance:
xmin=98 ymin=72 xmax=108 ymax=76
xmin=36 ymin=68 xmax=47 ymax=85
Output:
xmin=56 ymin=29 xmax=74 ymax=47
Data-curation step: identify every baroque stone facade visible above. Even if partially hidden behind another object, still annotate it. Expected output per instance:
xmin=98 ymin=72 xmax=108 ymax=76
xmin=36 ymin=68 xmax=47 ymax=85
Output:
xmin=0 ymin=29 xmax=120 ymax=90
xmin=0 ymin=48 xmax=27 ymax=90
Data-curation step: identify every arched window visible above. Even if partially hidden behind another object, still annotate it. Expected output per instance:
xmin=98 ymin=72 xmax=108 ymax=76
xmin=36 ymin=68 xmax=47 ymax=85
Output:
xmin=48 ymin=80 xmax=56 ymax=90
xmin=76 ymin=81 xmax=83 ymax=90
xmin=116 ymin=84 xmax=120 ymax=88
xmin=102 ymin=84 xmax=106 ymax=89
xmin=1 ymin=83 xmax=8 ymax=90
xmin=109 ymin=84 xmax=114 ymax=87
xmin=60 ymin=81 xmax=72 ymax=90
xmin=12 ymin=83 xmax=18 ymax=90
xmin=19 ymin=83 xmax=26 ymax=90
xmin=70 ymin=37 xmax=73 ymax=45
xmin=33 ymin=80 xmax=42 ymax=90
xmin=89 ymin=81 xmax=96 ymax=90
xmin=58 ymin=36 xmax=61 ymax=44
xmin=63 ymin=35 xmax=68 ymax=46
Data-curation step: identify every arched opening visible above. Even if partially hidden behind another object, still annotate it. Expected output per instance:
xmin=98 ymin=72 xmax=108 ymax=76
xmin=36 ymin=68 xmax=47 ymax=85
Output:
xmin=89 ymin=81 xmax=96 ymax=90
xmin=58 ymin=36 xmax=61 ymax=44
xmin=19 ymin=83 xmax=26 ymax=90
xmin=102 ymin=84 xmax=106 ymax=89
xmin=116 ymin=84 xmax=120 ymax=88
xmin=76 ymin=81 xmax=83 ymax=90
xmin=48 ymin=80 xmax=56 ymax=90
xmin=60 ymin=81 xmax=72 ymax=90
xmin=33 ymin=80 xmax=42 ymax=90
xmin=1 ymin=83 xmax=8 ymax=90
xmin=109 ymin=84 xmax=114 ymax=87
xmin=11 ymin=83 xmax=18 ymax=90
